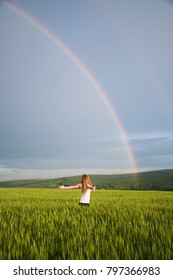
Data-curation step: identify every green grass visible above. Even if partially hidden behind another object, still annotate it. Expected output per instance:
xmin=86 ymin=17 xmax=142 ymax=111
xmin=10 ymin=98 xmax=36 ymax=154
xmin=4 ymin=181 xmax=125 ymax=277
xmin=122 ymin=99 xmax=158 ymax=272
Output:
xmin=0 ymin=188 xmax=173 ymax=260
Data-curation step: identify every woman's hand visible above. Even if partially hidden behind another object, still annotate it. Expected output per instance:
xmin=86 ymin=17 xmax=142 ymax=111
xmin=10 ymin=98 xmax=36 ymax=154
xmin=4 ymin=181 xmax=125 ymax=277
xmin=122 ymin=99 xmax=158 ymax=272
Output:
xmin=59 ymin=185 xmax=65 ymax=189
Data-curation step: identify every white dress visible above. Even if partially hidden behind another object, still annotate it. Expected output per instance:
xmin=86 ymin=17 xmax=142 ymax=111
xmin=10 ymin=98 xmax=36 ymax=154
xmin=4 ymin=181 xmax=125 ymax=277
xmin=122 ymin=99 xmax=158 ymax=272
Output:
xmin=79 ymin=187 xmax=91 ymax=204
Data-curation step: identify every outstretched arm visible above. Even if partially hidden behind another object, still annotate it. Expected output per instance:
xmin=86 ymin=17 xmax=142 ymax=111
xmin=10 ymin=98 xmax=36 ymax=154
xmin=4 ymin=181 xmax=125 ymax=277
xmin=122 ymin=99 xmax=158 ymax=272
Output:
xmin=87 ymin=184 xmax=96 ymax=190
xmin=59 ymin=184 xmax=81 ymax=190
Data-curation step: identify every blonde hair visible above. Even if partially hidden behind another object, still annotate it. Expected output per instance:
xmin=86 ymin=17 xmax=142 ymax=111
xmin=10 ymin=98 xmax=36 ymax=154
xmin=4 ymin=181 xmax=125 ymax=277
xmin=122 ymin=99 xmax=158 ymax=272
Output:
xmin=81 ymin=174 xmax=92 ymax=193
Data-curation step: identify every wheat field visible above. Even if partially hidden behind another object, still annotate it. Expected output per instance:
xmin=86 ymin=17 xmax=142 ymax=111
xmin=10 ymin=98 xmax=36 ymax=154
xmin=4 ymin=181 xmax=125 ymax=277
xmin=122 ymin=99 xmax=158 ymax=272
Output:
xmin=0 ymin=188 xmax=172 ymax=260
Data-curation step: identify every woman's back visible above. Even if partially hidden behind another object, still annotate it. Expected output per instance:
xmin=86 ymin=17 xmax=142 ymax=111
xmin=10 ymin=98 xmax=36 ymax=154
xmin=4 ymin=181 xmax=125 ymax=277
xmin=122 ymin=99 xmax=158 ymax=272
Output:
xmin=80 ymin=186 xmax=91 ymax=204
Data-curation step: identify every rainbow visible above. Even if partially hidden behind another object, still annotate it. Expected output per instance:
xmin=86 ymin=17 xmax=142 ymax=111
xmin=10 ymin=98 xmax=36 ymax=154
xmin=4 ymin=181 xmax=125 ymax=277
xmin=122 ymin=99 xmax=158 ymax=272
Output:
xmin=2 ymin=0 xmax=140 ymax=184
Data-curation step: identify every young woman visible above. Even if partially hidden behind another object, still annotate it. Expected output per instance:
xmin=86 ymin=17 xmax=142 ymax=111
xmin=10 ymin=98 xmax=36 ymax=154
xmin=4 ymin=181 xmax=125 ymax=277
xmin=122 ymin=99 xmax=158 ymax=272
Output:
xmin=59 ymin=174 xmax=96 ymax=206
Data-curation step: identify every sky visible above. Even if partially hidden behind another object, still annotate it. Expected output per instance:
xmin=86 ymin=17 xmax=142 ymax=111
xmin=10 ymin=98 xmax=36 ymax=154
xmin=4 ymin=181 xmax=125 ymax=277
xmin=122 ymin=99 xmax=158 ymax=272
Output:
xmin=0 ymin=0 xmax=173 ymax=181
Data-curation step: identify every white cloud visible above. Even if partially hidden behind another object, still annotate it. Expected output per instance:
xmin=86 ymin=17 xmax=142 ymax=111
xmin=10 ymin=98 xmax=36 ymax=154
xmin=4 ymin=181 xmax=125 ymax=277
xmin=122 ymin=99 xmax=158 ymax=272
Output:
xmin=0 ymin=167 xmax=138 ymax=181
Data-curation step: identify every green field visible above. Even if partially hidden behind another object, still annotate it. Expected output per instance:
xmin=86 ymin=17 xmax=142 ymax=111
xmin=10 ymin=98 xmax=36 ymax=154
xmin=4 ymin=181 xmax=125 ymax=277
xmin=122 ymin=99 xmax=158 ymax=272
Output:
xmin=0 ymin=188 xmax=172 ymax=260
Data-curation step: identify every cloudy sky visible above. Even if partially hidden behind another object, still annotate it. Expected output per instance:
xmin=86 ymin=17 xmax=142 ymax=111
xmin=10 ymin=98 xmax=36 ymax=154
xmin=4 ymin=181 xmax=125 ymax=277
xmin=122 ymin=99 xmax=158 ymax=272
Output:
xmin=0 ymin=0 xmax=173 ymax=180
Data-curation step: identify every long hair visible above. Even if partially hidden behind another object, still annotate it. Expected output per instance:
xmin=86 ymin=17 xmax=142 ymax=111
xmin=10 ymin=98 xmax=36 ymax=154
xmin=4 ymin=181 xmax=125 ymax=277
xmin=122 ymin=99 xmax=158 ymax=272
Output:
xmin=81 ymin=174 xmax=92 ymax=193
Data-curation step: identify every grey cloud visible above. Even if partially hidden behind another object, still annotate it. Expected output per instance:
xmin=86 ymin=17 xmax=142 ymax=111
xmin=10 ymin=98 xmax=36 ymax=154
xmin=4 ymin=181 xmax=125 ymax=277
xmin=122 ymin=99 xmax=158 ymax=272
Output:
xmin=130 ymin=136 xmax=173 ymax=169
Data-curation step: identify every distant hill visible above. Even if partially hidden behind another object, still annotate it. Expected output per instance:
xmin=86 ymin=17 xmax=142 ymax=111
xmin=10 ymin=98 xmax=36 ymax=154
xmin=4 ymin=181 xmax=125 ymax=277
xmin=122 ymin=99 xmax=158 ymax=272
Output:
xmin=0 ymin=169 xmax=173 ymax=190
